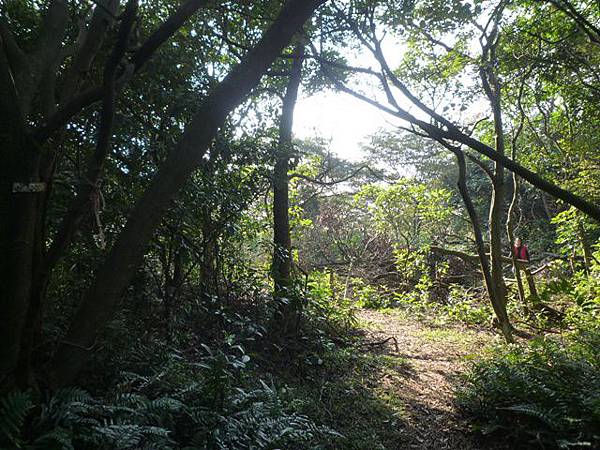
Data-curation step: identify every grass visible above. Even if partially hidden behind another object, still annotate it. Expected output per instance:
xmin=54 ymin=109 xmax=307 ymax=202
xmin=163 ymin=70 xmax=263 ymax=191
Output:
xmin=416 ymin=328 xmax=482 ymax=347
xmin=282 ymin=346 xmax=414 ymax=450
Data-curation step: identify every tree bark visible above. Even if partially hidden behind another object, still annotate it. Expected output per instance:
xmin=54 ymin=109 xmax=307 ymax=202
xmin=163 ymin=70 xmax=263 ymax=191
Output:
xmin=0 ymin=0 xmax=218 ymax=387
xmin=577 ymin=219 xmax=593 ymax=274
xmin=430 ymin=245 xmax=513 ymax=265
xmin=272 ymin=43 xmax=304 ymax=334
xmin=507 ymin=168 xmax=527 ymax=306
xmin=0 ymin=49 xmax=42 ymax=384
xmin=522 ymin=263 xmax=540 ymax=302
xmin=0 ymin=0 xmax=70 ymax=387
xmin=444 ymin=145 xmax=513 ymax=342
xmin=49 ymin=0 xmax=326 ymax=387
xmin=507 ymin=71 xmax=531 ymax=309
xmin=479 ymin=22 xmax=508 ymax=317
xmin=15 ymin=0 xmax=139 ymax=386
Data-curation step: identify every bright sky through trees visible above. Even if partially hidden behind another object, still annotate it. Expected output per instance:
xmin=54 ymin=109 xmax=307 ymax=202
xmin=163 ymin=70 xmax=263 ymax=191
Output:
xmin=294 ymin=89 xmax=392 ymax=161
xmin=294 ymin=39 xmax=407 ymax=161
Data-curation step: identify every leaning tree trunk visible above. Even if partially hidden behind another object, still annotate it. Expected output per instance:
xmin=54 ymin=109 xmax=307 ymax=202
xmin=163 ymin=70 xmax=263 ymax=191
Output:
xmin=49 ymin=0 xmax=326 ymax=387
xmin=445 ymin=144 xmax=513 ymax=342
xmin=272 ymin=43 xmax=304 ymax=336
xmin=506 ymin=152 xmax=527 ymax=307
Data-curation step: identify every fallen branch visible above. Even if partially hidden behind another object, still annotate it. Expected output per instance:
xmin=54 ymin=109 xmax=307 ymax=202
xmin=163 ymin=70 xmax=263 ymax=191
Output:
xmin=360 ymin=336 xmax=399 ymax=352
xmin=429 ymin=245 xmax=514 ymax=264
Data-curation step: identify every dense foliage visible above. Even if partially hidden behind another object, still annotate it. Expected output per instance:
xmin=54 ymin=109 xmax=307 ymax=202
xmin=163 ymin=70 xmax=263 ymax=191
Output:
xmin=458 ymin=325 xmax=600 ymax=449
xmin=0 ymin=0 xmax=598 ymax=448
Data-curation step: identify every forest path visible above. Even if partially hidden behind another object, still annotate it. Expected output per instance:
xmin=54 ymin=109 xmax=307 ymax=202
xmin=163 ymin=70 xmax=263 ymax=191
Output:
xmin=355 ymin=309 xmax=506 ymax=450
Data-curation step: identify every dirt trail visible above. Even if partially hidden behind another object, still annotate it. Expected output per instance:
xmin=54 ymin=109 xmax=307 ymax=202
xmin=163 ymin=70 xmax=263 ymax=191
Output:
xmin=357 ymin=309 xmax=506 ymax=450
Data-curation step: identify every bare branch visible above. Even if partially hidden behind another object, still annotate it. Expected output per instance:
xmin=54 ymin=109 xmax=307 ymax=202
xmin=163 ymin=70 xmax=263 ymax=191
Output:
xmin=289 ymin=164 xmax=376 ymax=185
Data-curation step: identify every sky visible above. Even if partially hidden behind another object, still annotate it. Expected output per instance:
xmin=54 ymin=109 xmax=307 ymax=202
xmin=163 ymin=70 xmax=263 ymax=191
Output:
xmin=294 ymin=88 xmax=392 ymax=162
xmin=291 ymin=10 xmax=492 ymax=166
xmin=292 ymin=39 xmax=409 ymax=163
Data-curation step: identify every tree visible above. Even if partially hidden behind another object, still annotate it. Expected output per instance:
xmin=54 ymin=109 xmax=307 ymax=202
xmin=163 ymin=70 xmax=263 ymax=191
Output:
xmin=272 ymin=42 xmax=304 ymax=336
xmin=308 ymin=0 xmax=600 ymax=340
xmin=356 ymin=179 xmax=452 ymax=251
xmin=0 ymin=0 xmax=327 ymax=388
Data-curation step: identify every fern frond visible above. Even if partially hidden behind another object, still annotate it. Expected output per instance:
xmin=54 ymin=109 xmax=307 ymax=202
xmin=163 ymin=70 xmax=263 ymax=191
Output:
xmin=0 ymin=390 xmax=32 ymax=447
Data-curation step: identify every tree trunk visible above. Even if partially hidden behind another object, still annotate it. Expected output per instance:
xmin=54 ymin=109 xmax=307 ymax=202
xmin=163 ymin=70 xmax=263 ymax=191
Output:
xmin=447 ymin=145 xmax=513 ymax=342
xmin=478 ymin=23 xmax=512 ymax=338
xmin=329 ymin=269 xmax=336 ymax=302
xmin=272 ymin=43 xmax=304 ymax=335
xmin=489 ymin=162 xmax=506 ymax=312
xmin=49 ymin=0 xmax=326 ymax=387
xmin=0 ymin=136 xmax=42 ymax=387
xmin=522 ymin=263 xmax=540 ymax=303
xmin=577 ymin=219 xmax=593 ymax=274
xmin=0 ymin=45 xmax=44 ymax=385
xmin=1 ymin=0 xmax=214 ymax=387
xmin=430 ymin=245 xmax=513 ymax=265
xmin=506 ymin=159 xmax=526 ymax=310
xmin=200 ymin=210 xmax=218 ymax=296
xmin=481 ymin=76 xmax=508 ymax=315
xmin=507 ymin=180 xmax=527 ymax=306
xmin=0 ymin=0 xmax=71 ymax=386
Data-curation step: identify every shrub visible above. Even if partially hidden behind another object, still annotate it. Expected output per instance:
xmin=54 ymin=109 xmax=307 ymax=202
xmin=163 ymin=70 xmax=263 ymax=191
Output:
xmin=444 ymin=284 xmax=493 ymax=326
xmin=305 ymin=270 xmax=358 ymax=336
xmin=0 ymin=347 xmax=337 ymax=449
xmin=457 ymin=328 xmax=600 ymax=449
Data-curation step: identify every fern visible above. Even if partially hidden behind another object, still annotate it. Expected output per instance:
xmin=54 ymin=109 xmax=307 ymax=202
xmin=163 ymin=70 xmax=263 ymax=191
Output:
xmin=0 ymin=351 xmax=340 ymax=450
xmin=31 ymin=427 xmax=75 ymax=450
xmin=93 ymin=424 xmax=173 ymax=449
xmin=211 ymin=381 xmax=340 ymax=449
xmin=498 ymin=403 xmax=561 ymax=429
xmin=0 ymin=390 xmax=32 ymax=447
xmin=458 ymin=328 xmax=600 ymax=448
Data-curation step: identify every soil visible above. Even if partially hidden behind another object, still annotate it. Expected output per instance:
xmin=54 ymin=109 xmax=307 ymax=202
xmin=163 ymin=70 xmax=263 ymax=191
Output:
xmin=356 ymin=309 xmax=508 ymax=450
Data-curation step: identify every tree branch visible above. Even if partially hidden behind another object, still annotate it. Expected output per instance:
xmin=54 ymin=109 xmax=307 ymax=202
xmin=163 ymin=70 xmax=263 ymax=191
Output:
xmin=34 ymin=0 xmax=212 ymax=142
xmin=289 ymin=164 xmax=375 ymax=185
xmin=312 ymin=39 xmax=600 ymax=221
xmin=44 ymin=0 xmax=138 ymax=274
xmin=0 ymin=17 xmax=28 ymax=77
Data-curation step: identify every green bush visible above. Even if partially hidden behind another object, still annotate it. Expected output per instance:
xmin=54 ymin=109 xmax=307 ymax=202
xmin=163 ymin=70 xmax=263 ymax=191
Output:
xmin=444 ymin=284 xmax=493 ymax=326
xmin=353 ymin=280 xmax=390 ymax=309
xmin=0 ymin=347 xmax=337 ymax=449
xmin=458 ymin=328 xmax=600 ymax=449
xmin=305 ymin=271 xmax=358 ymax=336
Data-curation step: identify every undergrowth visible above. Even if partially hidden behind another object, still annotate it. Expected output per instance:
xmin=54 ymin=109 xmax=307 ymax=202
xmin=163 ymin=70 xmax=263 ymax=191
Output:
xmin=0 ymin=273 xmax=359 ymax=449
xmin=281 ymin=346 xmax=412 ymax=450
xmin=457 ymin=322 xmax=600 ymax=449
xmin=0 ymin=351 xmax=339 ymax=449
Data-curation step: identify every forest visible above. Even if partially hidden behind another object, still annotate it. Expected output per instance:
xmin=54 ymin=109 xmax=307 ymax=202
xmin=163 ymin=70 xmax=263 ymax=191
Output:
xmin=0 ymin=0 xmax=599 ymax=449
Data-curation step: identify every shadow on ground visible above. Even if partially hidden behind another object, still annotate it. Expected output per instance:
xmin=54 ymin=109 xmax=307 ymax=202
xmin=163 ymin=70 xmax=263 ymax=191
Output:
xmin=279 ymin=309 xmax=511 ymax=450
